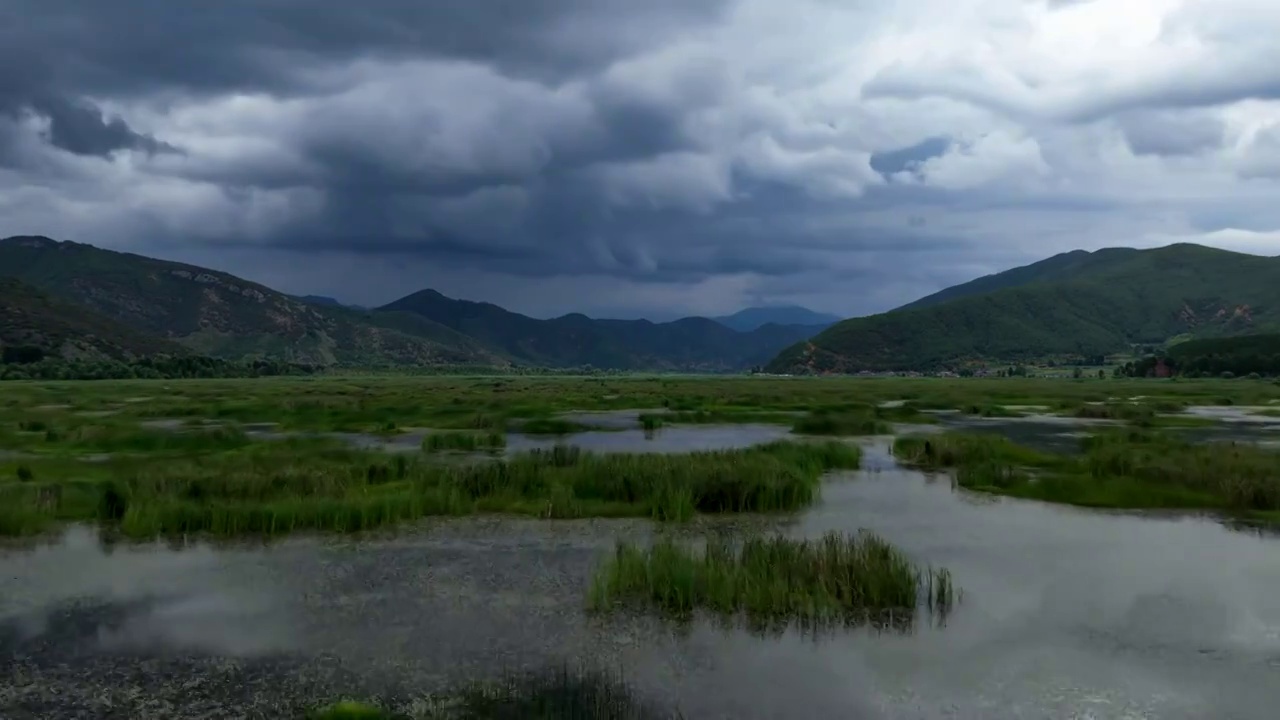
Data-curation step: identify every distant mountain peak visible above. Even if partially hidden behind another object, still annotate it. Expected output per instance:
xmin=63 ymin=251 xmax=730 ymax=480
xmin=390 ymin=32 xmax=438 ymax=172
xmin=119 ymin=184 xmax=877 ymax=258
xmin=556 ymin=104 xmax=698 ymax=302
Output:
xmin=2 ymin=235 xmax=62 ymax=249
xmin=712 ymin=305 xmax=842 ymax=332
xmin=379 ymin=288 xmax=830 ymax=371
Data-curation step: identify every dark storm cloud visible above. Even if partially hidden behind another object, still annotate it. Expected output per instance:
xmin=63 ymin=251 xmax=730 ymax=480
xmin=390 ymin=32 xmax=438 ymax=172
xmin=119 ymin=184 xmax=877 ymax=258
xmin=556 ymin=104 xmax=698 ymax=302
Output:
xmin=7 ymin=0 xmax=1278 ymax=319
xmin=0 ymin=95 xmax=175 ymax=157
xmin=0 ymin=0 xmax=767 ymax=287
xmin=0 ymin=0 xmax=733 ymax=98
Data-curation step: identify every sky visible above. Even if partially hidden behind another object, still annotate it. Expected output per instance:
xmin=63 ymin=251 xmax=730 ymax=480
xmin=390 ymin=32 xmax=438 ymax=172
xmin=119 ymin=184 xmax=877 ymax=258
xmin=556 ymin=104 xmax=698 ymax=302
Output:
xmin=3 ymin=0 xmax=1280 ymax=320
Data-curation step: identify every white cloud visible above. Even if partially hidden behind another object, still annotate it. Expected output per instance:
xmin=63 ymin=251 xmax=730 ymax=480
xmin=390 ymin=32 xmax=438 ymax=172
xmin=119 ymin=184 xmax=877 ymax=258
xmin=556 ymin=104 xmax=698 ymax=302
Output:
xmin=1140 ymin=227 xmax=1280 ymax=255
xmin=901 ymin=130 xmax=1050 ymax=190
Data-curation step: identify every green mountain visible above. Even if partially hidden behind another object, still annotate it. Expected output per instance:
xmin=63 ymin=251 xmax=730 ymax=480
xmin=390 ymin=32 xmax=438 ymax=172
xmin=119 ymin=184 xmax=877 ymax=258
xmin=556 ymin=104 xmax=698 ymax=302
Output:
xmin=0 ymin=277 xmax=187 ymax=362
xmin=766 ymin=243 xmax=1280 ymax=373
xmin=0 ymin=236 xmax=503 ymax=367
xmin=0 ymin=235 xmax=821 ymax=371
xmin=381 ymin=290 xmax=823 ymax=371
xmin=898 ymin=248 xmax=1135 ymax=310
xmin=712 ymin=305 xmax=841 ymax=332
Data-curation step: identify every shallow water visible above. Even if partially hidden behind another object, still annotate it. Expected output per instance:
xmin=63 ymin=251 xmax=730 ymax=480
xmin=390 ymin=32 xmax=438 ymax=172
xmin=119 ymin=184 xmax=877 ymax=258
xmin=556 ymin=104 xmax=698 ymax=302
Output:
xmin=930 ymin=411 xmax=1280 ymax=454
xmin=1182 ymin=406 xmax=1280 ymax=425
xmin=231 ymin=414 xmax=793 ymax=456
xmin=927 ymin=413 xmax=1114 ymax=453
xmin=4 ymin=438 xmax=1280 ymax=718
xmin=555 ymin=409 xmax=668 ymax=430
xmin=506 ymin=424 xmax=792 ymax=454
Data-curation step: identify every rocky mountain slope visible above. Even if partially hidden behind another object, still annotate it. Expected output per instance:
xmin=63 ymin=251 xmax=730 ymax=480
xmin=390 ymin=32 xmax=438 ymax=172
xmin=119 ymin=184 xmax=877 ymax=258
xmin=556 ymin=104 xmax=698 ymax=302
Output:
xmin=0 ymin=236 xmax=503 ymax=367
xmin=0 ymin=276 xmax=187 ymax=362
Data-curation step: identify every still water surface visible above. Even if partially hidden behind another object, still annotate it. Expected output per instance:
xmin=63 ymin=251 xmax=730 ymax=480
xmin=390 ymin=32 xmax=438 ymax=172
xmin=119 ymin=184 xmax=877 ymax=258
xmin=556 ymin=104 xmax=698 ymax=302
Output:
xmin=3 ymin=424 xmax=1279 ymax=718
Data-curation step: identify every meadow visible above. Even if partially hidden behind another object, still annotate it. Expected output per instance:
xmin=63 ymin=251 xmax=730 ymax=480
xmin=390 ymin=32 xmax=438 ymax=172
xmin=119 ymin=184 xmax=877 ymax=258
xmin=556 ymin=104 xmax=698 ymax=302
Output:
xmin=893 ymin=429 xmax=1280 ymax=521
xmin=1 ymin=373 xmax=1279 ymax=539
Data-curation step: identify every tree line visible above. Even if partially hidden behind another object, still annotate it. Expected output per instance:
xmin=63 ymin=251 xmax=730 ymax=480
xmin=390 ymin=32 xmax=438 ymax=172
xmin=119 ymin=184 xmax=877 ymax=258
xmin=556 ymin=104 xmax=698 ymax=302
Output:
xmin=1114 ymin=333 xmax=1280 ymax=378
xmin=0 ymin=349 xmax=320 ymax=381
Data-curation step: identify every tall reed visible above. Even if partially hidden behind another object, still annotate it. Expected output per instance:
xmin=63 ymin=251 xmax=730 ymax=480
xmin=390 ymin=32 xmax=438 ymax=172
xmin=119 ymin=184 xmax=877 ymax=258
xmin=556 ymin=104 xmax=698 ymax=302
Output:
xmin=587 ymin=530 xmax=955 ymax=629
xmin=3 ymin=439 xmax=862 ymax=538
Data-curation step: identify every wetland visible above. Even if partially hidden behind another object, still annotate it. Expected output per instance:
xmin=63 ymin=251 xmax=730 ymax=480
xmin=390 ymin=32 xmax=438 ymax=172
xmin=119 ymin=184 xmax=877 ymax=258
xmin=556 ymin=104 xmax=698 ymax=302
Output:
xmin=3 ymin=375 xmax=1280 ymax=718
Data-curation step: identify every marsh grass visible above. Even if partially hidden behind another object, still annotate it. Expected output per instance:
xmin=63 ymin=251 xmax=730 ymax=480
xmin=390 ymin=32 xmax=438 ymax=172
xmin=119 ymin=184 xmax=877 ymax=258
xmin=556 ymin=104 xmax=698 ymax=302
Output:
xmin=422 ymin=667 xmax=679 ymax=719
xmin=6 ymin=375 xmax=1280 ymax=437
xmin=6 ymin=374 xmax=1280 ymax=534
xmin=422 ymin=431 xmax=506 ymax=453
xmin=518 ymin=418 xmax=594 ymax=435
xmin=962 ymin=403 xmax=1022 ymax=418
xmin=311 ymin=667 xmax=680 ymax=720
xmin=0 ymin=439 xmax=860 ymax=537
xmin=893 ymin=429 xmax=1280 ymax=517
xmin=309 ymin=701 xmax=388 ymax=720
xmin=15 ymin=421 xmax=252 ymax=456
xmin=891 ymin=433 xmax=1057 ymax=470
xmin=587 ymin=530 xmax=955 ymax=630
xmin=873 ymin=402 xmax=939 ymax=424
xmin=791 ymin=408 xmax=890 ymax=436
xmin=1066 ymin=400 xmax=1224 ymax=428
xmin=1071 ymin=402 xmax=1155 ymax=424
xmin=640 ymin=410 xmax=797 ymax=427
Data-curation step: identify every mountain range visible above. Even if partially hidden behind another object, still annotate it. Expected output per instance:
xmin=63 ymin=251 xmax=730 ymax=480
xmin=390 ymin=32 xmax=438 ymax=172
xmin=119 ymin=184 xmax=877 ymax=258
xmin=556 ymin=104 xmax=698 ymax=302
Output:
xmin=0 ymin=276 xmax=188 ymax=362
xmin=0 ymin=236 xmax=827 ymax=371
xmin=766 ymin=243 xmax=1280 ymax=373
xmin=711 ymin=306 xmax=841 ymax=332
xmin=3 ymin=235 xmax=1277 ymax=373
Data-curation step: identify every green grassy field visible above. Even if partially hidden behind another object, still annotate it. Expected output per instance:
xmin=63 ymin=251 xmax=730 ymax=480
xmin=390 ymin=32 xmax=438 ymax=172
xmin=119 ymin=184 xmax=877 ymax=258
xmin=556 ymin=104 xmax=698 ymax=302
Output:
xmin=1 ymin=374 xmax=1279 ymax=537
xmin=893 ymin=429 xmax=1280 ymax=521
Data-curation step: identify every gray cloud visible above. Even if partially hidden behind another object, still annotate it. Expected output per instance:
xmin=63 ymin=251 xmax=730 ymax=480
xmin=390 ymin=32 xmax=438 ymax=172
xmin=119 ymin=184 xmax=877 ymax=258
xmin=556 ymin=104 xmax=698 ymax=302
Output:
xmin=2 ymin=0 xmax=1280 ymax=319
xmin=1116 ymin=110 xmax=1225 ymax=157
xmin=3 ymin=95 xmax=175 ymax=157
xmin=870 ymin=136 xmax=953 ymax=177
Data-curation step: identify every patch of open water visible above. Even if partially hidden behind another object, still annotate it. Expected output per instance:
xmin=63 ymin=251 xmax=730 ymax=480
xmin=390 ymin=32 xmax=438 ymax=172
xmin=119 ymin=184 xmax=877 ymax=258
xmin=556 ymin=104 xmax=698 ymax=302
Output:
xmin=240 ymin=422 xmax=796 ymax=456
xmin=506 ymin=424 xmax=792 ymax=454
xmin=929 ymin=410 xmax=1279 ymax=454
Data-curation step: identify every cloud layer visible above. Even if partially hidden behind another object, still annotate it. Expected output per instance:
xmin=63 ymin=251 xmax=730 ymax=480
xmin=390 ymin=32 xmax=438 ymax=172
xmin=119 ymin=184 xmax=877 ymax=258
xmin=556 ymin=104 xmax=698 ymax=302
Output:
xmin=4 ymin=0 xmax=1280 ymax=318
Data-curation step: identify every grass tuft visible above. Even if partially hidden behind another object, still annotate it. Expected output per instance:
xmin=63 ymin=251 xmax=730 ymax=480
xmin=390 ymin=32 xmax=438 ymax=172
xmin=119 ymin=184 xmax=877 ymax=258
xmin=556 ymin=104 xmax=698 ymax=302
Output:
xmin=587 ymin=530 xmax=955 ymax=630
xmin=962 ymin=403 xmax=1022 ymax=418
xmin=422 ymin=431 xmax=506 ymax=453
xmin=791 ymin=408 xmax=890 ymax=436
xmin=308 ymin=701 xmax=388 ymax=720
xmin=312 ymin=667 xmax=679 ymax=720
xmin=519 ymin=418 xmax=593 ymax=435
